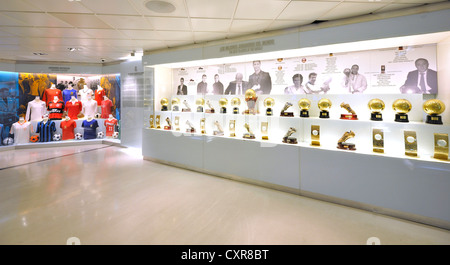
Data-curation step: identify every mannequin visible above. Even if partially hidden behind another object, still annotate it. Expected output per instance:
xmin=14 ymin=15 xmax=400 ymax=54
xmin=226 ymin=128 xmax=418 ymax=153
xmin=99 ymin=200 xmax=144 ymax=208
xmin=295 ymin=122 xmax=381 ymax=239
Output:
xmin=100 ymin=95 xmax=113 ymax=118
xmin=47 ymin=96 xmax=65 ymax=120
xmin=26 ymin=96 xmax=46 ymax=122
xmin=64 ymin=96 xmax=82 ymax=120
xmin=82 ymin=95 xmax=98 ymax=118
xmin=62 ymin=84 xmax=78 ymax=104
xmin=42 ymin=83 xmax=63 ymax=106
xmin=60 ymin=115 xmax=77 ymax=140
xmin=78 ymin=84 xmax=94 ymax=103
xmin=104 ymin=114 xmax=118 ymax=137
xmin=10 ymin=115 xmax=33 ymax=145
xmin=82 ymin=115 xmax=99 ymax=140
xmin=95 ymin=85 xmax=105 ymax=106
xmin=36 ymin=114 xmax=56 ymax=142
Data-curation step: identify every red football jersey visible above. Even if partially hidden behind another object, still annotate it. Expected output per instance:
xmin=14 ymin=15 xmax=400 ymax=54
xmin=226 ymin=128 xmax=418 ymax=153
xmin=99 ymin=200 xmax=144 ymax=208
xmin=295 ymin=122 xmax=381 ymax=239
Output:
xmin=60 ymin=119 xmax=77 ymax=140
xmin=42 ymin=88 xmax=63 ymax=106
xmin=95 ymin=89 xmax=105 ymax=105
xmin=101 ymin=99 xmax=113 ymax=119
xmin=64 ymin=100 xmax=83 ymax=120
xmin=48 ymin=100 xmax=65 ymax=120
xmin=104 ymin=118 xmax=118 ymax=136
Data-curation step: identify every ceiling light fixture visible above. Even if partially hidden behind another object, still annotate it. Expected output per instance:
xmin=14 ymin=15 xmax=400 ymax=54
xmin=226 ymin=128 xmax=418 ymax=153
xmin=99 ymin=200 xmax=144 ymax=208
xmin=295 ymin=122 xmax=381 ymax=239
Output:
xmin=33 ymin=52 xmax=47 ymax=56
xmin=145 ymin=0 xmax=176 ymax=13
xmin=68 ymin=47 xmax=82 ymax=51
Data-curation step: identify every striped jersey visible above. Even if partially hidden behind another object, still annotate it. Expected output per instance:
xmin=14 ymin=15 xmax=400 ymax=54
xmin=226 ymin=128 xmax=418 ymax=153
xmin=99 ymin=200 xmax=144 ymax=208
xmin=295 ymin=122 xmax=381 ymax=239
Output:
xmin=48 ymin=100 xmax=65 ymax=120
xmin=36 ymin=120 xmax=56 ymax=142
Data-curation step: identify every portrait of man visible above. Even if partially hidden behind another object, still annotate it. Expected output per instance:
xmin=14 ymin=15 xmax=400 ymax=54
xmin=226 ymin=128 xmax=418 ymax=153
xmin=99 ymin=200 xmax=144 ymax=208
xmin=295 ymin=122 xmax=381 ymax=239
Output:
xmin=400 ymin=58 xmax=437 ymax=94
xmin=212 ymin=74 xmax=224 ymax=95
xmin=197 ymin=74 xmax=207 ymax=94
xmin=248 ymin=60 xmax=272 ymax=95
xmin=176 ymin=77 xmax=187 ymax=95
xmin=284 ymin=74 xmax=306 ymax=94
xmin=304 ymin=72 xmax=331 ymax=94
xmin=348 ymin=64 xmax=367 ymax=94
xmin=224 ymin=73 xmax=249 ymax=95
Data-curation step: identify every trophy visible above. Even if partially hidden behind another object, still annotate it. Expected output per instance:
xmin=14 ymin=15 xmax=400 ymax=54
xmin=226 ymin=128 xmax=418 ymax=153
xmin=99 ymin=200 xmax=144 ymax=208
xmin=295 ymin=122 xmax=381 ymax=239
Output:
xmin=186 ymin=120 xmax=196 ymax=133
xmin=243 ymin=89 xmax=258 ymax=114
xmin=149 ymin=115 xmax=155 ymax=129
xmin=213 ymin=120 xmax=224 ymax=136
xmin=372 ymin=128 xmax=384 ymax=153
xmin=280 ymin=102 xmax=294 ymax=117
xmin=368 ymin=99 xmax=385 ymax=121
xmin=282 ymin=127 xmax=298 ymax=144
xmin=172 ymin=98 xmax=180 ymax=111
xmin=311 ymin=125 xmax=320 ymax=146
xmin=423 ymin=99 xmax=445 ymax=125
xmin=200 ymin=118 xmax=206 ymax=134
xmin=160 ymin=98 xmax=169 ymax=111
xmin=261 ymin=122 xmax=269 ymax=140
xmin=205 ymin=100 xmax=215 ymax=113
xmin=229 ymin=120 xmax=236 ymax=137
xmin=318 ymin=98 xmax=332 ymax=118
xmin=264 ymin=97 xmax=275 ymax=116
xmin=164 ymin=117 xmax=172 ymax=130
xmin=219 ymin=98 xmax=228 ymax=113
xmin=196 ymin=98 xmax=205 ymax=112
xmin=155 ymin=115 xmax=161 ymax=129
xmin=231 ymin=97 xmax=240 ymax=114
xmin=392 ymin=99 xmax=412 ymax=122
xmin=337 ymin=130 xmax=356 ymax=150
xmin=434 ymin=133 xmax=449 ymax=160
xmin=340 ymin=102 xmax=358 ymax=120
xmin=298 ymin=98 xmax=311 ymax=118
xmin=174 ymin=116 xmax=180 ymax=131
xmin=182 ymin=100 xmax=191 ymax=112
xmin=243 ymin=123 xmax=255 ymax=139
xmin=404 ymin=130 xmax=417 ymax=157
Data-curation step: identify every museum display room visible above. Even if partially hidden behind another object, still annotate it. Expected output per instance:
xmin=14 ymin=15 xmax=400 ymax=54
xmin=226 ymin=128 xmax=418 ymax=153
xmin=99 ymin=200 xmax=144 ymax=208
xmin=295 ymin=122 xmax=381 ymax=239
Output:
xmin=142 ymin=9 xmax=450 ymax=230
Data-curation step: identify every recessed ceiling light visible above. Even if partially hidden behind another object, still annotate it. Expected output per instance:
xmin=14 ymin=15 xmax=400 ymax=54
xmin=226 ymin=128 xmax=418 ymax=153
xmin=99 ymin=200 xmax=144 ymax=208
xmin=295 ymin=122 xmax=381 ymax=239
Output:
xmin=68 ymin=47 xmax=82 ymax=51
xmin=33 ymin=52 xmax=47 ymax=56
xmin=145 ymin=0 xmax=176 ymax=13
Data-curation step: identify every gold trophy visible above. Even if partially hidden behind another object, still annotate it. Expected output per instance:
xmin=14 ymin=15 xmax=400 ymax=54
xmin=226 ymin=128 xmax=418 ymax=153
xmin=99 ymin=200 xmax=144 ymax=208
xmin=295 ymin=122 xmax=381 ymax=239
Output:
xmin=393 ymin=99 xmax=412 ymax=122
xmin=264 ymin=97 xmax=275 ymax=116
xmin=280 ymin=102 xmax=294 ymax=117
xmin=213 ymin=120 xmax=224 ymax=136
xmin=340 ymin=102 xmax=358 ymax=120
xmin=172 ymin=98 xmax=180 ymax=111
xmin=298 ymin=98 xmax=311 ymax=118
xmin=423 ymin=99 xmax=445 ymax=125
xmin=282 ymin=127 xmax=298 ymax=144
xmin=434 ymin=133 xmax=449 ymax=160
xmin=149 ymin=114 xmax=155 ymax=129
xmin=182 ymin=100 xmax=191 ymax=112
xmin=174 ymin=116 xmax=180 ymax=131
xmin=229 ymin=120 xmax=236 ymax=137
xmin=200 ymin=118 xmax=206 ymax=134
xmin=243 ymin=123 xmax=255 ymax=139
xmin=196 ymin=98 xmax=205 ymax=112
xmin=311 ymin=125 xmax=320 ymax=146
xmin=205 ymin=100 xmax=215 ymax=113
xmin=261 ymin=122 xmax=269 ymax=140
xmin=155 ymin=115 xmax=161 ymax=129
xmin=404 ymin=130 xmax=417 ymax=157
xmin=372 ymin=128 xmax=384 ymax=153
xmin=337 ymin=130 xmax=356 ymax=150
xmin=368 ymin=99 xmax=385 ymax=121
xmin=164 ymin=117 xmax=172 ymax=130
xmin=244 ymin=89 xmax=258 ymax=114
xmin=186 ymin=120 xmax=196 ymax=133
xmin=219 ymin=98 xmax=228 ymax=114
xmin=160 ymin=98 xmax=169 ymax=111
xmin=231 ymin=97 xmax=240 ymax=114
xmin=318 ymin=98 xmax=332 ymax=118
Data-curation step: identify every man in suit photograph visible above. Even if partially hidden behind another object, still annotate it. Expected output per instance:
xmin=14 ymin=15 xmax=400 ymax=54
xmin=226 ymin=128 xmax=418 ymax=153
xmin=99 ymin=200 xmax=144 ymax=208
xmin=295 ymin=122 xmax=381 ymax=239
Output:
xmin=224 ymin=73 xmax=249 ymax=95
xmin=197 ymin=74 xmax=208 ymax=94
xmin=176 ymin=77 xmax=187 ymax=95
xmin=248 ymin=60 xmax=272 ymax=95
xmin=400 ymin=58 xmax=437 ymax=94
xmin=212 ymin=74 xmax=224 ymax=95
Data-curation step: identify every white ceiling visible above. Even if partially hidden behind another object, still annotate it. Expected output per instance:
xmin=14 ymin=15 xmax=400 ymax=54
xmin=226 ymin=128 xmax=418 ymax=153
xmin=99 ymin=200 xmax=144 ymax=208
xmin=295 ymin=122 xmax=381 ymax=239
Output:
xmin=0 ymin=0 xmax=447 ymax=64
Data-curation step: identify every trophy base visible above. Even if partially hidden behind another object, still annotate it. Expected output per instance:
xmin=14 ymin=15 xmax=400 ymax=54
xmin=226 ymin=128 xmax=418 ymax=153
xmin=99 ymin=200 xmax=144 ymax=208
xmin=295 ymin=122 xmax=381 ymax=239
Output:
xmin=282 ymin=137 xmax=297 ymax=144
xmin=230 ymin=133 xmax=236 ymax=137
xmin=172 ymin=106 xmax=179 ymax=112
xmin=340 ymin=114 xmax=358 ymax=120
xmin=371 ymin=113 xmax=383 ymax=121
xmin=182 ymin=109 xmax=191 ymax=112
xmin=150 ymin=125 xmax=155 ymax=129
xmin=233 ymin=108 xmax=239 ymax=114
xmin=395 ymin=113 xmax=409 ymax=122
xmin=243 ymin=109 xmax=258 ymax=115
xmin=337 ymin=142 xmax=356 ymax=150
xmin=220 ymin=108 xmax=227 ymax=114
xmin=426 ymin=114 xmax=443 ymax=125
xmin=280 ymin=111 xmax=294 ymax=117
xmin=300 ymin=110 xmax=309 ymax=118
xmin=213 ymin=131 xmax=224 ymax=136
xmin=206 ymin=109 xmax=215 ymax=113
xmin=161 ymin=106 xmax=168 ymax=111
xmin=373 ymin=148 xmax=384 ymax=153
xmin=186 ymin=129 xmax=196 ymax=133
xmin=201 ymin=130 xmax=206 ymax=134
xmin=156 ymin=126 xmax=161 ymax=129
xmin=243 ymin=133 xmax=255 ymax=139
xmin=311 ymin=141 xmax=320 ymax=146
xmin=262 ymin=136 xmax=269 ymax=140
xmin=175 ymin=128 xmax=180 ymax=131
xmin=197 ymin=107 xmax=203 ymax=112
xmin=319 ymin=111 xmax=330 ymax=119
xmin=434 ymin=153 xmax=449 ymax=161
xmin=266 ymin=108 xmax=272 ymax=116
xmin=164 ymin=126 xmax=171 ymax=130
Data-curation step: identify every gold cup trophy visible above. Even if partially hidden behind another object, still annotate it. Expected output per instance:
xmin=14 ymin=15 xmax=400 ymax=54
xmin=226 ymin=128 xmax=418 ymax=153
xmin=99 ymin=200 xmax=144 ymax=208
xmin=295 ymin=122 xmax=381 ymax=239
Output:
xmin=243 ymin=89 xmax=258 ymax=114
xmin=318 ymin=98 xmax=332 ymax=118
xmin=172 ymin=98 xmax=180 ymax=111
xmin=392 ymin=99 xmax=412 ymax=122
xmin=340 ymin=102 xmax=358 ymax=120
xmin=219 ymin=98 xmax=228 ymax=114
xmin=264 ymin=97 xmax=275 ymax=116
xmin=196 ymin=98 xmax=205 ymax=112
xmin=423 ymin=99 xmax=445 ymax=125
xmin=160 ymin=98 xmax=169 ymax=111
xmin=298 ymin=98 xmax=311 ymax=118
xmin=337 ymin=130 xmax=356 ymax=150
xmin=231 ymin=97 xmax=241 ymax=114
xmin=280 ymin=102 xmax=294 ymax=117
xmin=368 ymin=98 xmax=385 ymax=121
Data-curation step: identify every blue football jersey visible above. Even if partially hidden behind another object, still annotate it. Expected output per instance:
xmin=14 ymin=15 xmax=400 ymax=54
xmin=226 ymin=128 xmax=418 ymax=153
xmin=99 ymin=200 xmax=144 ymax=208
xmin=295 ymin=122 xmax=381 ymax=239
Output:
xmin=36 ymin=120 xmax=56 ymax=142
xmin=62 ymin=89 xmax=78 ymax=104
xmin=82 ymin=119 xmax=99 ymax=140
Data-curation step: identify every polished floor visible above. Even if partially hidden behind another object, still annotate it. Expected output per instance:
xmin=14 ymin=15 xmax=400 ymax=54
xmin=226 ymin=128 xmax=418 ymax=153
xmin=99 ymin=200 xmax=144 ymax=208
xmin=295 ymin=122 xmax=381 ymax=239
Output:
xmin=0 ymin=144 xmax=449 ymax=245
